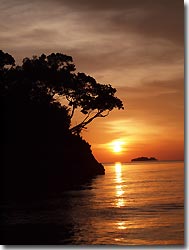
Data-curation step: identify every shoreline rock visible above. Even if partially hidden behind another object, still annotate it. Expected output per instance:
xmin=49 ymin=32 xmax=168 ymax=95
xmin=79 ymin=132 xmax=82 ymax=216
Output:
xmin=2 ymin=135 xmax=105 ymax=201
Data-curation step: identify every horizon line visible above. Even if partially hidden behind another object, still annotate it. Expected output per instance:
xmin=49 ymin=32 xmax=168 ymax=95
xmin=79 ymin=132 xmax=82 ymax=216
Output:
xmin=101 ymin=159 xmax=184 ymax=164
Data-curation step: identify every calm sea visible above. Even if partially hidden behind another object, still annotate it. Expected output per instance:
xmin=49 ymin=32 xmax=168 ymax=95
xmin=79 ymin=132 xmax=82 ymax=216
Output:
xmin=3 ymin=161 xmax=184 ymax=245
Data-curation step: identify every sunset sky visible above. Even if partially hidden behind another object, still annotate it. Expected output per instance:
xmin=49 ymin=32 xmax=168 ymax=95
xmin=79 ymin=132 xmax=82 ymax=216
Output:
xmin=0 ymin=0 xmax=184 ymax=162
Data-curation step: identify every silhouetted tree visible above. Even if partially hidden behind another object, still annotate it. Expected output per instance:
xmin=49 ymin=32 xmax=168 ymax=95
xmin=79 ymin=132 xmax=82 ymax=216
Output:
xmin=65 ymin=72 xmax=124 ymax=134
xmin=18 ymin=52 xmax=124 ymax=134
xmin=0 ymin=50 xmax=15 ymax=69
xmin=1 ymin=50 xmax=124 ymax=138
xmin=0 ymin=51 xmax=71 ymax=145
xmin=1 ymin=50 xmax=124 ymax=198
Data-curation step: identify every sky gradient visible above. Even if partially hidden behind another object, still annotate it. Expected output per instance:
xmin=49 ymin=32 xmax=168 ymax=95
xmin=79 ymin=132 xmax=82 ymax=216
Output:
xmin=0 ymin=0 xmax=184 ymax=162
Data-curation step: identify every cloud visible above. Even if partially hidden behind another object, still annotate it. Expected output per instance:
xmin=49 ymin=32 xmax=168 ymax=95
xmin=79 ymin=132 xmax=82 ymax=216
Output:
xmin=86 ymin=77 xmax=184 ymax=149
xmin=58 ymin=0 xmax=184 ymax=45
xmin=0 ymin=0 xmax=184 ymax=161
xmin=0 ymin=0 xmax=183 ymax=87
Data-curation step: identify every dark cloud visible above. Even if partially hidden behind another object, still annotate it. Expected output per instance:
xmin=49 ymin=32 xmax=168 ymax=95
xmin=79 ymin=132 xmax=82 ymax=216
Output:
xmin=1 ymin=28 xmax=59 ymax=45
xmin=59 ymin=0 xmax=184 ymax=45
xmin=21 ymin=28 xmax=60 ymax=42
xmin=117 ymin=77 xmax=184 ymax=126
xmin=0 ymin=0 xmax=183 ymax=70
xmin=119 ymin=78 xmax=184 ymax=95
xmin=0 ymin=0 xmax=184 ymax=161
xmin=70 ymin=42 xmax=183 ymax=75
xmin=57 ymin=0 xmax=179 ymax=11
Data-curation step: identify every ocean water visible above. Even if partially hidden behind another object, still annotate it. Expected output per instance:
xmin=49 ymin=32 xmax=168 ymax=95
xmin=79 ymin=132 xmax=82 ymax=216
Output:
xmin=2 ymin=161 xmax=184 ymax=245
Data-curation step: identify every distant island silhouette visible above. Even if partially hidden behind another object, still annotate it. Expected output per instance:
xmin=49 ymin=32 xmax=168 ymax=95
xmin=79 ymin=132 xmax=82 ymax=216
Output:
xmin=131 ymin=157 xmax=158 ymax=162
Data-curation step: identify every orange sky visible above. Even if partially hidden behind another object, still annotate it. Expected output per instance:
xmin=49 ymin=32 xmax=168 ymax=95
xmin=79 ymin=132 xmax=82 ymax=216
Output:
xmin=0 ymin=0 xmax=184 ymax=162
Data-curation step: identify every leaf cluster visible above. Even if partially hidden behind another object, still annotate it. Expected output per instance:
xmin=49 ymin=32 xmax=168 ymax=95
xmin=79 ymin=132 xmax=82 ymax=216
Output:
xmin=0 ymin=50 xmax=124 ymax=135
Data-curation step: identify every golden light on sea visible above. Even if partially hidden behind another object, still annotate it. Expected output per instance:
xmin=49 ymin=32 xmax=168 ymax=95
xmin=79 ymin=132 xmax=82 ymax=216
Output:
xmin=115 ymin=162 xmax=125 ymax=207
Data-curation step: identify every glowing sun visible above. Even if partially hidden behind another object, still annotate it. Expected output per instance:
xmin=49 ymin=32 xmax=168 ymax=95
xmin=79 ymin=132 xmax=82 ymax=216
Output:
xmin=112 ymin=140 xmax=124 ymax=153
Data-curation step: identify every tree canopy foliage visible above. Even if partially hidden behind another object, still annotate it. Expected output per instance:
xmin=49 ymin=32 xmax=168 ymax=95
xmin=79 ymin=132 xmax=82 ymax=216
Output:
xmin=1 ymin=50 xmax=111 ymax=198
xmin=0 ymin=50 xmax=124 ymax=136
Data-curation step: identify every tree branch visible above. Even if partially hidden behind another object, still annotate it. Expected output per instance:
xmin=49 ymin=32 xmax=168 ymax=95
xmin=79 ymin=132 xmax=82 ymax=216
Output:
xmin=81 ymin=110 xmax=93 ymax=123
xmin=70 ymin=105 xmax=75 ymax=119
xmin=70 ymin=109 xmax=108 ymax=134
xmin=99 ymin=110 xmax=110 ymax=117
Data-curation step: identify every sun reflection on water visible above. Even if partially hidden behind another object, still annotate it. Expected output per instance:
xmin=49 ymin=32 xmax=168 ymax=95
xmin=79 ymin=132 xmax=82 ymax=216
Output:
xmin=116 ymin=186 xmax=124 ymax=196
xmin=114 ymin=162 xmax=125 ymax=208
xmin=117 ymin=221 xmax=127 ymax=230
xmin=115 ymin=162 xmax=122 ymax=174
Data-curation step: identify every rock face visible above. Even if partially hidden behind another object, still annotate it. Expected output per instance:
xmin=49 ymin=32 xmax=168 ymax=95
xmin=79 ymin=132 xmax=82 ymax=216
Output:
xmin=131 ymin=156 xmax=158 ymax=162
xmin=2 ymin=134 xmax=105 ymax=200
xmin=1 ymin=51 xmax=106 ymax=201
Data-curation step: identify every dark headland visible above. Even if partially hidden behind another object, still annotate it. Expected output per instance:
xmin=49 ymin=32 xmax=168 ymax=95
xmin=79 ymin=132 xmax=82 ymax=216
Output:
xmin=131 ymin=156 xmax=158 ymax=162
xmin=1 ymin=50 xmax=123 ymax=202
xmin=1 ymin=50 xmax=123 ymax=245
xmin=1 ymin=52 xmax=109 ymax=201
